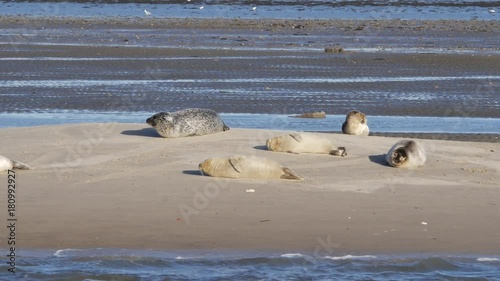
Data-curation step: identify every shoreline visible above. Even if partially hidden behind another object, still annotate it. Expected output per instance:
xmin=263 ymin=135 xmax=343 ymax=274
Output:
xmin=1 ymin=16 xmax=499 ymax=30
xmin=1 ymin=124 xmax=499 ymax=254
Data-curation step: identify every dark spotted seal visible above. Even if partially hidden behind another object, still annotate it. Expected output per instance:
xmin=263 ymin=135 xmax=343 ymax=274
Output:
xmin=342 ymin=110 xmax=369 ymax=136
xmin=386 ymin=140 xmax=426 ymax=168
xmin=146 ymin=108 xmax=229 ymax=138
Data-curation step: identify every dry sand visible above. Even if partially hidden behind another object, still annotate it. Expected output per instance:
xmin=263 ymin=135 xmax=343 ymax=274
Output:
xmin=0 ymin=123 xmax=499 ymax=254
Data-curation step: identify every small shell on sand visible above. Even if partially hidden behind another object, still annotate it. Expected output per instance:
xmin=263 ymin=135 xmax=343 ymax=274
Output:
xmin=290 ymin=111 xmax=326 ymax=118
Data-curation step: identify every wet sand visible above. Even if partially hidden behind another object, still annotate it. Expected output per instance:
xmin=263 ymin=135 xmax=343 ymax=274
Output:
xmin=0 ymin=17 xmax=499 ymax=119
xmin=0 ymin=124 xmax=499 ymax=254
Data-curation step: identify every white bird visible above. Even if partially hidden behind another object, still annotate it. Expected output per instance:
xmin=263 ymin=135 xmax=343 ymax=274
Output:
xmin=251 ymin=6 xmax=257 ymax=11
xmin=488 ymin=9 xmax=496 ymax=13
xmin=144 ymin=9 xmax=151 ymax=16
xmin=199 ymin=6 xmax=204 ymax=9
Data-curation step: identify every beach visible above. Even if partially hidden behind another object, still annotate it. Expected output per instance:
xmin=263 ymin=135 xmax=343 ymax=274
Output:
xmin=0 ymin=123 xmax=499 ymax=254
xmin=0 ymin=13 xmax=499 ymax=279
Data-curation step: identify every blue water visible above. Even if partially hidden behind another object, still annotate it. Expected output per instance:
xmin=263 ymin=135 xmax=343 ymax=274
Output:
xmin=1 ymin=111 xmax=500 ymax=134
xmin=0 ymin=0 xmax=498 ymax=20
xmin=1 ymin=249 xmax=500 ymax=280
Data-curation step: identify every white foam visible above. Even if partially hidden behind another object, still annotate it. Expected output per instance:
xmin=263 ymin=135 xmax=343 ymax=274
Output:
xmin=1 ymin=75 xmax=499 ymax=88
xmin=53 ymin=249 xmax=78 ymax=257
xmin=281 ymin=253 xmax=305 ymax=258
xmin=325 ymin=255 xmax=376 ymax=260
xmin=477 ymin=257 xmax=500 ymax=262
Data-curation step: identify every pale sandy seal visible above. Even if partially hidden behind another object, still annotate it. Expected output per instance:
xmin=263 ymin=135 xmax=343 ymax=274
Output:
xmin=0 ymin=155 xmax=31 ymax=172
xmin=290 ymin=111 xmax=326 ymax=118
xmin=342 ymin=110 xmax=369 ymax=136
xmin=199 ymin=155 xmax=303 ymax=180
xmin=146 ymin=108 xmax=229 ymax=138
xmin=386 ymin=140 xmax=426 ymax=168
xmin=266 ymin=133 xmax=347 ymax=156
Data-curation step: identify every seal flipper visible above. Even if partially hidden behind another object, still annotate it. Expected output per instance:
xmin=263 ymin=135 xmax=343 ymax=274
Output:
xmin=289 ymin=133 xmax=302 ymax=143
xmin=12 ymin=160 xmax=31 ymax=170
xmin=228 ymin=157 xmax=243 ymax=173
xmin=222 ymin=122 xmax=230 ymax=131
xmin=330 ymin=147 xmax=347 ymax=157
xmin=280 ymin=167 xmax=303 ymax=180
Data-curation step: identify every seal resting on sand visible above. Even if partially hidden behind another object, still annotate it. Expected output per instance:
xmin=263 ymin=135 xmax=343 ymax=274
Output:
xmin=266 ymin=133 xmax=347 ymax=156
xmin=342 ymin=110 xmax=369 ymax=136
xmin=0 ymin=155 xmax=31 ymax=172
xmin=199 ymin=155 xmax=303 ymax=180
xmin=146 ymin=108 xmax=229 ymax=138
xmin=386 ymin=140 xmax=426 ymax=168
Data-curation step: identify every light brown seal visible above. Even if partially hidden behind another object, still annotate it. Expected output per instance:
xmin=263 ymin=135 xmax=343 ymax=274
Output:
xmin=199 ymin=155 xmax=303 ymax=180
xmin=290 ymin=111 xmax=326 ymax=118
xmin=342 ymin=110 xmax=369 ymax=136
xmin=0 ymin=155 xmax=31 ymax=172
xmin=266 ymin=133 xmax=347 ymax=156
xmin=386 ymin=140 xmax=426 ymax=168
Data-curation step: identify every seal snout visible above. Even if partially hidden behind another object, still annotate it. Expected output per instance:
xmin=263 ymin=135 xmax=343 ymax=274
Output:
xmin=146 ymin=117 xmax=156 ymax=127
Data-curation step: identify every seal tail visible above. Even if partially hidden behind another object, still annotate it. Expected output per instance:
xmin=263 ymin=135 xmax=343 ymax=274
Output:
xmin=222 ymin=122 xmax=230 ymax=131
xmin=281 ymin=168 xmax=304 ymax=180
xmin=12 ymin=160 xmax=31 ymax=170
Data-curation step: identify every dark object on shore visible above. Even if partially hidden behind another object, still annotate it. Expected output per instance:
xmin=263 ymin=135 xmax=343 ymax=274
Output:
xmin=290 ymin=111 xmax=326 ymax=118
xmin=325 ymin=46 xmax=344 ymax=53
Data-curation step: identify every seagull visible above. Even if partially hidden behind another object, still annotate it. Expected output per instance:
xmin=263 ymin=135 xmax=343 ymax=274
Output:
xmin=199 ymin=6 xmax=204 ymax=9
xmin=251 ymin=6 xmax=257 ymax=11
xmin=488 ymin=8 xmax=496 ymax=13
xmin=144 ymin=9 xmax=151 ymax=16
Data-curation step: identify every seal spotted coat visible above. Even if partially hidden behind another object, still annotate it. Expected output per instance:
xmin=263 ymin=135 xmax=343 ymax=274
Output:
xmin=146 ymin=108 xmax=229 ymax=138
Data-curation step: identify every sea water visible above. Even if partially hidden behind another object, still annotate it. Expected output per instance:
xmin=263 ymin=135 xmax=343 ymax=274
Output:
xmin=1 ymin=249 xmax=500 ymax=280
xmin=1 ymin=111 xmax=500 ymax=134
xmin=0 ymin=0 xmax=498 ymax=20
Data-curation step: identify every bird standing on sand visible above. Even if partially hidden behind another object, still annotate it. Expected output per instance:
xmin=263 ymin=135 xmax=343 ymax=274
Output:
xmin=144 ymin=9 xmax=152 ymax=16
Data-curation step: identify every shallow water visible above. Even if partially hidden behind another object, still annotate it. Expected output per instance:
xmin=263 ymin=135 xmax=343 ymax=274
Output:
xmin=2 ymin=248 xmax=500 ymax=280
xmin=1 ymin=111 xmax=499 ymax=134
xmin=0 ymin=0 xmax=498 ymax=20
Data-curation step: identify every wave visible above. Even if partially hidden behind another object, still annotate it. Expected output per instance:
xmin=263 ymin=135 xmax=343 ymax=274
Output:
xmin=325 ymin=254 xmax=377 ymax=260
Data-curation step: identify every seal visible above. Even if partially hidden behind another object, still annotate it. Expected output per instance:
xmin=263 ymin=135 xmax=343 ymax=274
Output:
xmin=0 ymin=155 xmax=31 ymax=172
xmin=385 ymin=140 xmax=426 ymax=168
xmin=290 ymin=111 xmax=326 ymax=118
xmin=266 ymin=133 xmax=347 ymax=156
xmin=342 ymin=110 xmax=369 ymax=136
xmin=198 ymin=155 xmax=303 ymax=180
xmin=146 ymin=108 xmax=229 ymax=138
